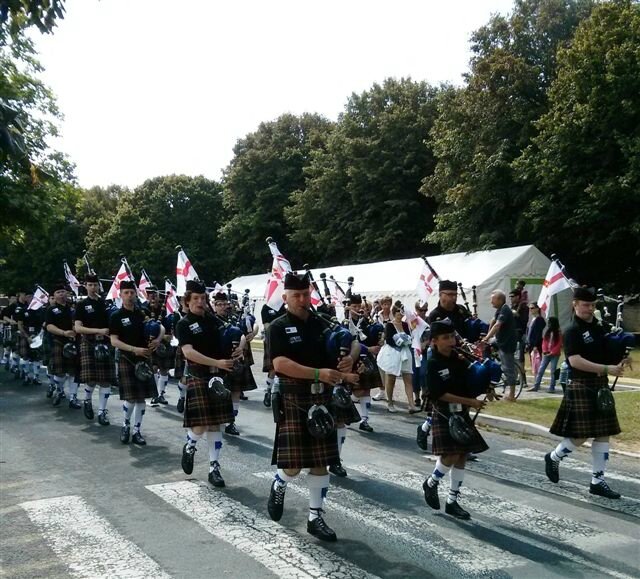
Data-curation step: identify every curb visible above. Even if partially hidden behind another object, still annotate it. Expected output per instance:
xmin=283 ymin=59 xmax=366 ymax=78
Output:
xmin=477 ymin=413 xmax=640 ymax=459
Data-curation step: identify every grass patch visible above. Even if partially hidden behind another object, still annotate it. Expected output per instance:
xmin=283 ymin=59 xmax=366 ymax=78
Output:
xmin=485 ymin=391 xmax=640 ymax=452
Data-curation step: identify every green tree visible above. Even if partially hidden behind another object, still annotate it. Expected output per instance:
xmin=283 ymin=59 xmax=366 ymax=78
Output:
xmin=219 ymin=113 xmax=334 ymax=276
xmin=423 ymin=0 xmax=594 ymax=251
xmin=287 ymin=77 xmax=441 ymax=265
xmin=516 ymin=0 xmax=640 ymax=291
xmin=85 ymin=175 xmax=226 ymax=285
xmin=0 ymin=0 xmax=66 ymax=36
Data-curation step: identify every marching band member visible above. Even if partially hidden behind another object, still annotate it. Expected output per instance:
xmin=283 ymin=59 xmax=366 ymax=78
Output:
xmin=45 ymin=284 xmax=80 ymax=408
xmin=109 ymin=280 xmax=159 ymax=446
xmin=17 ymin=290 xmax=43 ymax=385
xmin=74 ymin=274 xmax=113 ymax=426
xmin=544 ymin=287 xmax=627 ymax=499
xmin=1 ymin=294 xmax=18 ymax=370
xmin=422 ymin=320 xmax=488 ymax=520
xmin=9 ymin=291 xmax=28 ymax=377
xmin=178 ymin=280 xmax=235 ymax=487
xmin=266 ymin=272 xmax=358 ymax=542
xmin=260 ymin=301 xmax=286 ymax=407
xmin=427 ymin=280 xmax=471 ymax=339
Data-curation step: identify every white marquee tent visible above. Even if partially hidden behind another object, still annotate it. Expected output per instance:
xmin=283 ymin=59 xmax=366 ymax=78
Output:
xmin=226 ymin=245 xmax=574 ymax=328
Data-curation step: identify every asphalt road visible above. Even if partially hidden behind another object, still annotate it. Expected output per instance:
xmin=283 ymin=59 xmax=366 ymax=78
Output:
xmin=1 ymin=369 xmax=639 ymax=579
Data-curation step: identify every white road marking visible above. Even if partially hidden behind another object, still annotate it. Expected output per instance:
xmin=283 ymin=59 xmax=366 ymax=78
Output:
xmin=20 ymin=495 xmax=169 ymax=579
xmin=146 ymin=480 xmax=379 ymax=579
xmin=350 ymin=465 xmax=638 ymax=579
xmin=502 ymin=448 xmax=640 ymax=485
xmin=252 ymin=471 xmax=523 ymax=575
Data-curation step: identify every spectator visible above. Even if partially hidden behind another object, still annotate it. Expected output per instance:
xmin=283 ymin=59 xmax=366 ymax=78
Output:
xmin=376 ymin=301 xmax=419 ymax=413
xmin=509 ymin=289 xmax=529 ymax=363
xmin=412 ymin=301 xmax=430 ymax=407
xmin=515 ymin=280 xmax=529 ymax=306
xmin=526 ymin=302 xmax=546 ymax=382
xmin=482 ymin=290 xmax=518 ymax=401
xmin=372 ymin=296 xmax=393 ymax=401
xmin=531 ymin=317 xmax=563 ymax=392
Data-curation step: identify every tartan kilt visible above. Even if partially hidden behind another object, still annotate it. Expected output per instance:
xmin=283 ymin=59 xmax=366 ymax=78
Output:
xmin=271 ymin=381 xmax=340 ymax=469
xmin=79 ymin=336 xmax=114 ymax=385
xmin=262 ymin=338 xmax=273 ymax=373
xmin=18 ymin=335 xmax=30 ymax=359
xmin=152 ymin=344 xmax=175 ymax=372
xmin=244 ymin=343 xmax=255 ymax=366
xmin=332 ymin=387 xmax=361 ymax=425
xmin=221 ymin=361 xmax=258 ymax=392
xmin=174 ymin=347 xmax=185 ymax=379
xmin=49 ymin=339 xmax=78 ymax=377
xmin=117 ymin=356 xmax=158 ymax=402
xmin=355 ymin=355 xmax=383 ymax=392
xmin=184 ymin=366 xmax=234 ymax=427
xmin=431 ymin=402 xmax=489 ymax=456
xmin=42 ymin=333 xmax=52 ymax=366
xmin=550 ymin=376 xmax=621 ymax=438
xmin=22 ymin=335 xmax=42 ymax=362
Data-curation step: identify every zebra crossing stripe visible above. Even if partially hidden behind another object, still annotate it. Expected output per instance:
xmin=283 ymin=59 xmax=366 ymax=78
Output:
xmin=501 ymin=448 xmax=640 ymax=485
xmin=251 ymin=471 xmax=523 ymax=575
xmin=19 ymin=495 xmax=169 ymax=579
xmin=146 ymin=480 xmax=379 ymax=579
xmin=350 ymin=466 xmax=638 ymax=579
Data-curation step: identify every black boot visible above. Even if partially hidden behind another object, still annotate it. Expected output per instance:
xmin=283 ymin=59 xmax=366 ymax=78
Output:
xmin=589 ymin=480 xmax=621 ymax=499
xmin=208 ymin=461 xmax=225 ymax=487
xmin=97 ymin=410 xmax=110 ymax=426
xmin=416 ymin=425 xmax=430 ymax=451
xmin=181 ymin=443 xmax=196 ymax=475
xmin=267 ymin=480 xmax=286 ymax=521
xmin=422 ymin=478 xmax=440 ymax=510
xmin=224 ymin=422 xmax=240 ymax=436
xmin=445 ymin=500 xmax=471 ymax=520
xmin=307 ymin=510 xmax=337 ymax=542
xmin=83 ymin=400 xmax=94 ymax=420
xmin=120 ymin=424 xmax=131 ymax=444
xmin=544 ymin=452 xmax=560 ymax=483
xmin=263 ymin=390 xmax=272 ymax=407
xmin=177 ymin=397 xmax=185 ymax=413
xmin=329 ymin=462 xmax=347 ymax=478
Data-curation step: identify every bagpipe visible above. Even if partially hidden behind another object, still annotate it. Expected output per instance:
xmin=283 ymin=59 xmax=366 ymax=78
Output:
xmin=453 ymin=345 xmax=502 ymax=396
xmin=213 ymin=312 xmax=246 ymax=378
xmin=458 ymin=283 xmax=489 ymax=341
xmin=143 ymin=319 xmax=170 ymax=359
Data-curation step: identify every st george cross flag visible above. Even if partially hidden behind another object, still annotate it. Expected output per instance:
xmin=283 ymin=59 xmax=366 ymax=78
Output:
xmin=404 ymin=303 xmax=430 ymax=362
xmin=310 ymin=284 xmax=323 ymax=307
xmin=64 ymin=262 xmax=81 ymax=296
xmin=164 ymin=280 xmax=180 ymax=315
xmin=329 ymin=278 xmax=346 ymax=305
xmin=28 ymin=286 xmax=49 ymax=311
xmin=265 ymin=240 xmax=292 ymax=310
xmin=538 ymin=260 xmax=572 ymax=318
xmin=176 ymin=249 xmax=198 ymax=296
xmin=138 ymin=271 xmax=152 ymax=302
xmin=107 ymin=263 xmax=131 ymax=301
xmin=416 ymin=263 xmax=437 ymax=302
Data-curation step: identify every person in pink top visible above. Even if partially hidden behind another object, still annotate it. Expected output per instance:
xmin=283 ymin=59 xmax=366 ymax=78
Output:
xmin=532 ymin=317 xmax=563 ymax=392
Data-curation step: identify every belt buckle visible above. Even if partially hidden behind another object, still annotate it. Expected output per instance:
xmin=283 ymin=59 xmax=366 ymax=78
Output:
xmin=311 ymin=382 xmax=324 ymax=395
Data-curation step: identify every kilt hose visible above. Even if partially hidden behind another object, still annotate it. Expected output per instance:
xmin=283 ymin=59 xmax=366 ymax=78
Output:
xmin=152 ymin=344 xmax=175 ymax=373
xmin=262 ymin=337 xmax=273 ymax=373
xmin=49 ymin=339 xmax=78 ymax=377
xmin=271 ymin=379 xmax=340 ymax=470
xmin=79 ymin=336 xmax=114 ymax=384
xmin=431 ymin=402 xmax=489 ymax=456
xmin=550 ymin=376 xmax=621 ymax=439
xmin=221 ymin=360 xmax=258 ymax=393
xmin=117 ymin=355 xmax=158 ymax=403
xmin=184 ymin=365 xmax=234 ymax=428
xmin=174 ymin=347 xmax=185 ymax=380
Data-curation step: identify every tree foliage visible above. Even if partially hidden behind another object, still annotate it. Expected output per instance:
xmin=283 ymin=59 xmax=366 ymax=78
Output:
xmin=516 ymin=0 xmax=640 ymax=290
xmin=287 ymin=78 xmax=440 ymax=266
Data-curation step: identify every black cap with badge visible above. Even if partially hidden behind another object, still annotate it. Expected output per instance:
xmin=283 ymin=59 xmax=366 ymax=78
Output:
xmin=120 ymin=280 xmax=136 ymax=291
xmin=186 ymin=280 xmax=206 ymax=294
xmin=439 ymin=280 xmax=457 ymax=292
xmin=284 ymin=271 xmax=311 ymax=290
xmin=573 ymin=286 xmax=597 ymax=302
xmin=430 ymin=319 xmax=455 ymax=338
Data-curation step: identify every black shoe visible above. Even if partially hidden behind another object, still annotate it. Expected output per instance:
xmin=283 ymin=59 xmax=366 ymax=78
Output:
xmin=544 ymin=453 xmax=560 ymax=483
xmin=157 ymin=394 xmax=169 ymax=405
xmin=224 ymin=422 xmax=240 ymax=436
xmin=589 ymin=480 xmax=621 ymax=499
xmin=69 ymin=397 xmax=81 ymax=410
xmin=208 ymin=461 xmax=225 ymax=487
xmin=359 ymin=420 xmax=374 ymax=433
xmin=46 ymin=384 xmax=55 ymax=398
xmin=263 ymin=390 xmax=272 ymax=407
xmin=422 ymin=479 xmax=440 ymax=510
xmin=182 ymin=443 xmax=196 ymax=475
xmin=416 ymin=425 xmax=430 ymax=451
xmin=52 ymin=391 xmax=64 ymax=406
xmin=240 ymin=393 xmax=248 ymax=401
xmin=33 ymin=378 xmax=41 ymax=386
xmin=414 ymin=398 xmax=421 ymax=407
xmin=267 ymin=481 xmax=286 ymax=521
xmin=83 ymin=400 xmax=94 ymax=420
xmin=177 ymin=397 xmax=185 ymax=413
xmin=131 ymin=431 xmax=146 ymax=446
xmin=307 ymin=511 xmax=337 ymax=542
xmin=466 ymin=453 xmax=479 ymax=462
xmin=98 ymin=411 xmax=110 ymax=426
xmin=329 ymin=462 xmax=348 ymax=477
xmin=150 ymin=396 xmax=159 ymax=407
xmin=445 ymin=500 xmax=471 ymax=520
xmin=120 ymin=425 xmax=131 ymax=444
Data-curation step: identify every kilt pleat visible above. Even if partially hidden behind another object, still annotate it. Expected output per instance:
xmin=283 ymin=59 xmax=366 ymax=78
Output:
xmin=18 ymin=335 xmax=30 ymax=359
xmin=271 ymin=385 xmax=340 ymax=469
xmin=244 ymin=343 xmax=255 ymax=367
xmin=431 ymin=402 xmax=489 ymax=456
xmin=262 ymin=338 xmax=273 ymax=373
xmin=356 ymin=354 xmax=383 ymax=391
xmin=174 ymin=347 xmax=185 ymax=379
xmin=550 ymin=376 xmax=621 ymax=439
xmin=222 ymin=361 xmax=258 ymax=392
xmin=184 ymin=367 xmax=234 ymax=427
xmin=332 ymin=387 xmax=361 ymax=425
xmin=79 ymin=336 xmax=114 ymax=384
xmin=117 ymin=356 xmax=158 ymax=402
xmin=49 ymin=339 xmax=78 ymax=376
xmin=152 ymin=344 xmax=175 ymax=372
